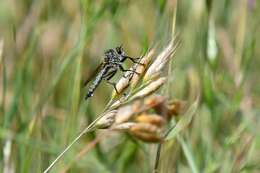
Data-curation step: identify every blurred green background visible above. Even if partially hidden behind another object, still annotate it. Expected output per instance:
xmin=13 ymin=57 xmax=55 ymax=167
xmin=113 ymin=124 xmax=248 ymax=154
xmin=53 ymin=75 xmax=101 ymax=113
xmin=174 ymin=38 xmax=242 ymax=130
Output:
xmin=0 ymin=0 xmax=259 ymax=172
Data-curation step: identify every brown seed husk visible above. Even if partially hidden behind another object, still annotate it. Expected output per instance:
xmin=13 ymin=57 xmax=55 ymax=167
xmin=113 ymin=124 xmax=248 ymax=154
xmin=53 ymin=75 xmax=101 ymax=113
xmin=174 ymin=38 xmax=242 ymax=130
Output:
xmin=131 ymin=131 xmax=162 ymax=143
xmin=167 ymin=100 xmax=184 ymax=118
xmin=150 ymin=100 xmax=169 ymax=120
xmin=129 ymin=123 xmax=162 ymax=143
xmin=144 ymin=95 xmax=166 ymax=108
xmin=134 ymin=114 xmax=166 ymax=127
xmin=130 ymin=123 xmax=160 ymax=134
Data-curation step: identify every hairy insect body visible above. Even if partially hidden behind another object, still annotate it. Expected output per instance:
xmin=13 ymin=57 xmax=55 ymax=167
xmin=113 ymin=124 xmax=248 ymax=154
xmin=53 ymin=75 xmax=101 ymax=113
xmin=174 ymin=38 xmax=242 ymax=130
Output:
xmin=86 ymin=66 xmax=108 ymax=98
xmin=105 ymin=50 xmax=119 ymax=62
xmin=85 ymin=46 xmax=141 ymax=99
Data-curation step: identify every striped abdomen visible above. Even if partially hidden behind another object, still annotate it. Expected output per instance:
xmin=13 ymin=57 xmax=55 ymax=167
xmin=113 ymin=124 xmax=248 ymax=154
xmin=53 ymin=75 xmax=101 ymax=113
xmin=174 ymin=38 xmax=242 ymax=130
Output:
xmin=85 ymin=67 xmax=108 ymax=99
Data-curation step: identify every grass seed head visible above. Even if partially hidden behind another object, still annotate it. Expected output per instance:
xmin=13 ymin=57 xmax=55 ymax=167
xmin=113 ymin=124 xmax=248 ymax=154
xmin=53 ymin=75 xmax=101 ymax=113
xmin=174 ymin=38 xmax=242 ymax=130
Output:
xmin=130 ymin=123 xmax=159 ymax=134
xmin=111 ymin=77 xmax=130 ymax=99
xmin=115 ymin=101 xmax=142 ymax=124
xmin=95 ymin=110 xmax=117 ymax=129
xmin=131 ymin=77 xmax=166 ymax=100
xmin=111 ymin=65 xmax=138 ymax=99
xmin=144 ymin=95 xmax=166 ymax=108
xmin=134 ymin=114 xmax=166 ymax=127
xmin=111 ymin=122 xmax=136 ymax=131
xmin=130 ymin=132 xmax=162 ymax=143
xmin=166 ymin=100 xmax=185 ymax=119
xmin=144 ymin=40 xmax=177 ymax=81
xmin=129 ymin=123 xmax=162 ymax=142
xmin=131 ymin=49 xmax=155 ymax=88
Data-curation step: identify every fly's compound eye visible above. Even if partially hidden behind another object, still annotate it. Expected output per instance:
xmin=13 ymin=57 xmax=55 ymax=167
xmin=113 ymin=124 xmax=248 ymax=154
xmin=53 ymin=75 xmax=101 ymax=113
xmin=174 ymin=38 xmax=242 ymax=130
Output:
xmin=116 ymin=46 xmax=124 ymax=55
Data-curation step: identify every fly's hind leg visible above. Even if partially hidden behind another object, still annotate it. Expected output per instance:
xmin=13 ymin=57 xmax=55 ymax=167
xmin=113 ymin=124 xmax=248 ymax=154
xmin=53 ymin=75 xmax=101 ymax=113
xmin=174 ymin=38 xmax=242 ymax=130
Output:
xmin=104 ymin=69 xmax=120 ymax=95
xmin=107 ymin=80 xmax=120 ymax=95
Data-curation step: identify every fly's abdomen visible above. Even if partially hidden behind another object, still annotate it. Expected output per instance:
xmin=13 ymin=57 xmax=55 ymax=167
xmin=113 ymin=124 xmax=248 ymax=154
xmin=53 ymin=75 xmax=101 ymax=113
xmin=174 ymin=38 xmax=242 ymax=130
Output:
xmin=85 ymin=67 xmax=108 ymax=99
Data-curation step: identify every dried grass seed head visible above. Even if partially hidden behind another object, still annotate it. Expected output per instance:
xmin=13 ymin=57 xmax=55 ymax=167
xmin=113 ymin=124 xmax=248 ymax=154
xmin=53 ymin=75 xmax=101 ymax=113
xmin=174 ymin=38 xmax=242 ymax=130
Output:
xmin=129 ymin=123 xmax=162 ymax=142
xmin=131 ymin=49 xmax=155 ymax=88
xmin=166 ymin=100 xmax=185 ymax=118
xmin=130 ymin=131 xmax=162 ymax=143
xmin=111 ymin=122 xmax=136 ymax=131
xmin=95 ymin=110 xmax=117 ymax=129
xmin=144 ymin=94 xmax=166 ymax=108
xmin=115 ymin=100 xmax=142 ymax=124
xmin=134 ymin=113 xmax=166 ymax=127
xmin=111 ymin=75 xmax=130 ymax=99
xmin=111 ymin=64 xmax=138 ymax=99
xmin=144 ymin=40 xmax=178 ymax=81
xmin=131 ymin=77 xmax=166 ymax=100
xmin=130 ymin=123 xmax=160 ymax=134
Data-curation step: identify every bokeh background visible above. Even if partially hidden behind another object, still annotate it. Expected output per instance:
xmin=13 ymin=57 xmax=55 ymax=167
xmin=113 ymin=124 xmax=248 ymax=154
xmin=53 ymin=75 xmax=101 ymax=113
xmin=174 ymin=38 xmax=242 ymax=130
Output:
xmin=0 ymin=0 xmax=259 ymax=173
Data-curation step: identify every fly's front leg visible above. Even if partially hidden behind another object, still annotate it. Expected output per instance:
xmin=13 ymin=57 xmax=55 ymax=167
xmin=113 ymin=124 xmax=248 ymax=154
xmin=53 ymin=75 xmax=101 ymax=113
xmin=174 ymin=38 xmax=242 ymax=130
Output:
xmin=123 ymin=56 xmax=145 ymax=66
xmin=119 ymin=64 xmax=140 ymax=77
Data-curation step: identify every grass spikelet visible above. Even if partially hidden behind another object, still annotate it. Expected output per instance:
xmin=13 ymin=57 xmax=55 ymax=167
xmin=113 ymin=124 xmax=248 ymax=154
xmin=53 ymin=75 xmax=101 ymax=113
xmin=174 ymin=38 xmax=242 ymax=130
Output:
xmin=129 ymin=123 xmax=162 ymax=142
xmin=166 ymin=100 xmax=185 ymax=118
xmin=131 ymin=49 xmax=155 ymax=88
xmin=144 ymin=40 xmax=178 ymax=81
xmin=115 ymin=101 xmax=142 ymax=124
xmin=144 ymin=95 xmax=166 ymax=108
xmin=130 ymin=131 xmax=162 ymax=143
xmin=111 ymin=122 xmax=136 ymax=131
xmin=131 ymin=77 xmax=166 ymax=100
xmin=95 ymin=110 xmax=117 ymax=129
xmin=111 ymin=76 xmax=131 ymax=99
xmin=111 ymin=65 xmax=137 ymax=99
xmin=134 ymin=114 xmax=166 ymax=127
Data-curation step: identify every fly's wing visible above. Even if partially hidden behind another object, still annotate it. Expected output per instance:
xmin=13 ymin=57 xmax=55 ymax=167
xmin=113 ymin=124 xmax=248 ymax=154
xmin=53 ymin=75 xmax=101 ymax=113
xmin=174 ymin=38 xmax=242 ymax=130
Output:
xmin=83 ymin=62 xmax=105 ymax=87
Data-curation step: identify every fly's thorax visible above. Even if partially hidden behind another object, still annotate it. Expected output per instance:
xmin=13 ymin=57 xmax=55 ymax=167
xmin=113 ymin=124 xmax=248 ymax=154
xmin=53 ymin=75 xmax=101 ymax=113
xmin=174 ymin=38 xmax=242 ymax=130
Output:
xmin=104 ymin=47 xmax=126 ymax=63
xmin=104 ymin=49 xmax=117 ymax=62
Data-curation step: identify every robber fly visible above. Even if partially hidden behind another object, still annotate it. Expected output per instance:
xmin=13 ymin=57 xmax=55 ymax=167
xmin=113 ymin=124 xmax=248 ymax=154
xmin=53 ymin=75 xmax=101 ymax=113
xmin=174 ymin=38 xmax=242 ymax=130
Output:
xmin=84 ymin=46 xmax=142 ymax=100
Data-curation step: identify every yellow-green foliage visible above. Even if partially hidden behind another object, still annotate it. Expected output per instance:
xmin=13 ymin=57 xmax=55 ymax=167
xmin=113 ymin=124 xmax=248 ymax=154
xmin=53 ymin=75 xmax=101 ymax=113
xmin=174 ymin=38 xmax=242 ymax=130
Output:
xmin=0 ymin=0 xmax=259 ymax=173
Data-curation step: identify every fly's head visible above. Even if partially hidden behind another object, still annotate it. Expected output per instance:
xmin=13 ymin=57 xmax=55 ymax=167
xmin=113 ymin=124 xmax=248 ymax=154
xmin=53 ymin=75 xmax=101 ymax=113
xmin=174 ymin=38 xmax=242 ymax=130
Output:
xmin=104 ymin=46 xmax=126 ymax=63
xmin=115 ymin=46 xmax=127 ymax=62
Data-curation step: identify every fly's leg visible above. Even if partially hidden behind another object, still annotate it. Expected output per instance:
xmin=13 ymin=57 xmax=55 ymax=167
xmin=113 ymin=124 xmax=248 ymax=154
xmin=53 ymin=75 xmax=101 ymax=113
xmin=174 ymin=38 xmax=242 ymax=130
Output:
xmin=104 ymin=69 xmax=120 ymax=95
xmin=119 ymin=65 xmax=140 ymax=77
xmin=123 ymin=56 xmax=145 ymax=66
xmin=102 ymin=68 xmax=116 ymax=79
xmin=119 ymin=64 xmax=141 ymax=78
xmin=107 ymin=80 xmax=120 ymax=95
